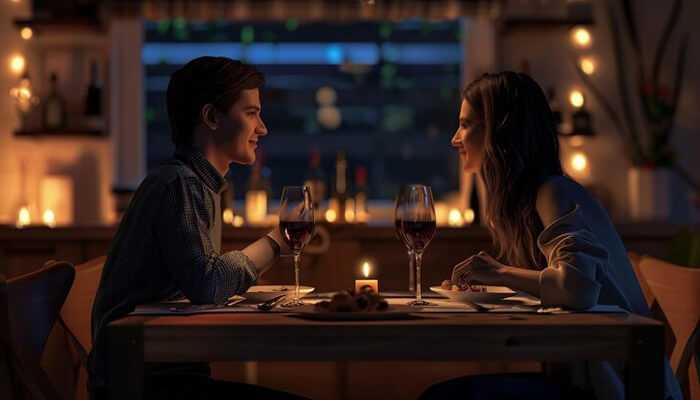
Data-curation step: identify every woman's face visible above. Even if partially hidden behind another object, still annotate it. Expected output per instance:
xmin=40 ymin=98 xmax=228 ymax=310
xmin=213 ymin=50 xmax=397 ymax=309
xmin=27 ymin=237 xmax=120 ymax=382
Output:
xmin=451 ymin=99 xmax=485 ymax=173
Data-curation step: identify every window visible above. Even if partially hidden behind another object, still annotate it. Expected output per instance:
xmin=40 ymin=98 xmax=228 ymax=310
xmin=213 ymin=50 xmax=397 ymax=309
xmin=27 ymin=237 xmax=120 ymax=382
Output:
xmin=144 ymin=19 xmax=464 ymax=199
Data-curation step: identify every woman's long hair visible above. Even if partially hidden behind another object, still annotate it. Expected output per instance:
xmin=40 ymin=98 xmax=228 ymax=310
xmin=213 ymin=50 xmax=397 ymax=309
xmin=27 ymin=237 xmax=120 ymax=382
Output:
xmin=463 ymin=72 xmax=563 ymax=268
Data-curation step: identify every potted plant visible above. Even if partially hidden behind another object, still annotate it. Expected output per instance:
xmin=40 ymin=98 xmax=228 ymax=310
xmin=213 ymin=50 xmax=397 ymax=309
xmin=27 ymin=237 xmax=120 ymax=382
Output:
xmin=574 ymin=0 xmax=697 ymax=221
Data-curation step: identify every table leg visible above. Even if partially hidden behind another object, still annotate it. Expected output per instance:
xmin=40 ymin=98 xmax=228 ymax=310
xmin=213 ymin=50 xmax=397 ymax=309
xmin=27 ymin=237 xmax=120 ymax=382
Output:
xmin=108 ymin=324 xmax=144 ymax=400
xmin=627 ymin=325 xmax=664 ymax=399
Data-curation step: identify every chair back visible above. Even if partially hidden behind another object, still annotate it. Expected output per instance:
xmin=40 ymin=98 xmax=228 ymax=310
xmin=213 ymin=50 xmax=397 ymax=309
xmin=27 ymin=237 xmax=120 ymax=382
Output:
xmin=640 ymin=256 xmax=700 ymax=400
xmin=0 ymin=260 xmax=75 ymax=400
xmin=60 ymin=256 xmax=106 ymax=358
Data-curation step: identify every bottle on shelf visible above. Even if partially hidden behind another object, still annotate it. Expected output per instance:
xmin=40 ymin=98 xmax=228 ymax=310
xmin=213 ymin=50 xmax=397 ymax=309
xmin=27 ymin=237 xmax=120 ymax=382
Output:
xmin=354 ymin=165 xmax=369 ymax=223
xmin=84 ymin=60 xmax=104 ymax=131
xmin=303 ymin=148 xmax=326 ymax=210
xmin=245 ymin=151 xmax=268 ymax=225
xmin=43 ymin=72 xmax=67 ymax=131
xmin=332 ymin=151 xmax=348 ymax=223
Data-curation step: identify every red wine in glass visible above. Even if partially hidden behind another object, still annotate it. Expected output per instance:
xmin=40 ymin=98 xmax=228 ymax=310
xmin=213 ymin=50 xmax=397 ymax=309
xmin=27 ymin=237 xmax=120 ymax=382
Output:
xmin=280 ymin=221 xmax=314 ymax=252
xmin=398 ymin=220 xmax=436 ymax=252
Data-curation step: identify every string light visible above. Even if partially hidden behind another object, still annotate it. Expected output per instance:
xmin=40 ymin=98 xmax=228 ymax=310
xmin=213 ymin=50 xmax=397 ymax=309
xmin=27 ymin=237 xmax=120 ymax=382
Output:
xmin=20 ymin=27 xmax=33 ymax=40
xmin=579 ymin=57 xmax=596 ymax=75
xmin=9 ymin=54 xmax=25 ymax=75
xmin=570 ymin=152 xmax=588 ymax=173
xmin=569 ymin=90 xmax=585 ymax=108
xmin=571 ymin=27 xmax=592 ymax=48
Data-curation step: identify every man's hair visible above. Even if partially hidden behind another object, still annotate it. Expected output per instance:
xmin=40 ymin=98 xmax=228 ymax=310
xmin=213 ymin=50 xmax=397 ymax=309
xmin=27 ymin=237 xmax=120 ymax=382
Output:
xmin=166 ymin=57 xmax=265 ymax=149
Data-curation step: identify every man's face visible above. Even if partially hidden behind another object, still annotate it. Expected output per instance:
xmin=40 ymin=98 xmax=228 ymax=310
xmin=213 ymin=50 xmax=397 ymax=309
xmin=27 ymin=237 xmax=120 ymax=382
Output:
xmin=215 ymin=88 xmax=268 ymax=165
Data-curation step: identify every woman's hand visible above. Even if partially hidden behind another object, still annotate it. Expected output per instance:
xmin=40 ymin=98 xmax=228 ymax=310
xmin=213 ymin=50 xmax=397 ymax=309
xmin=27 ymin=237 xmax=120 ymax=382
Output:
xmin=450 ymin=251 xmax=509 ymax=287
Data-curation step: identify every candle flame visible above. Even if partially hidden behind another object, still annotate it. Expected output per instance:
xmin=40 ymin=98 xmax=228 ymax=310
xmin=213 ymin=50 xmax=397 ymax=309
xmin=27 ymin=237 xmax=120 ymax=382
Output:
xmin=222 ymin=208 xmax=234 ymax=224
xmin=448 ymin=208 xmax=464 ymax=227
xmin=463 ymin=208 xmax=475 ymax=224
xmin=42 ymin=209 xmax=56 ymax=228
xmin=325 ymin=208 xmax=337 ymax=223
xmin=362 ymin=261 xmax=371 ymax=278
xmin=16 ymin=206 xmax=31 ymax=228
xmin=232 ymin=215 xmax=245 ymax=227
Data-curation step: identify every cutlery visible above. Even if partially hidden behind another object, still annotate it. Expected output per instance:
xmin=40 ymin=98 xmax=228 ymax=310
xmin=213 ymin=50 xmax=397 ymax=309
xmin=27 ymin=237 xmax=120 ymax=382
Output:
xmin=257 ymin=294 xmax=287 ymax=311
xmin=224 ymin=297 xmax=246 ymax=307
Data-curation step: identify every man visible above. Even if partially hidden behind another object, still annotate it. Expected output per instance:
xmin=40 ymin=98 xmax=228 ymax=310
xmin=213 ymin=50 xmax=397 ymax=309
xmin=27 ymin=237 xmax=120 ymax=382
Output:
xmin=89 ymin=57 xmax=303 ymax=399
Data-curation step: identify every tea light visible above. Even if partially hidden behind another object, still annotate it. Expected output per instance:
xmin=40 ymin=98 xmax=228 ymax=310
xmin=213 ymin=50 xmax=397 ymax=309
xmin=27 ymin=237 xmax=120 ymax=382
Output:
xmin=40 ymin=175 xmax=74 ymax=225
xmin=355 ymin=261 xmax=379 ymax=293
xmin=16 ymin=206 xmax=31 ymax=228
xmin=42 ymin=209 xmax=56 ymax=228
xmin=448 ymin=208 xmax=464 ymax=227
xmin=463 ymin=208 xmax=475 ymax=225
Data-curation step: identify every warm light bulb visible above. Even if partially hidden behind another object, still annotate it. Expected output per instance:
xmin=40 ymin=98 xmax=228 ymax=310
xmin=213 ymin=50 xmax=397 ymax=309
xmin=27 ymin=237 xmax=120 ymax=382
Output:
xmin=448 ymin=208 xmax=464 ymax=227
xmin=20 ymin=27 xmax=33 ymax=40
xmin=9 ymin=54 xmax=25 ymax=75
xmin=362 ymin=261 xmax=371 ymax=278
xmin=232 ymin=215 xmax=245 ymax=227
xmin=42 ymin=209 xmax=56 ymax=228
xmin=222 ymin=208 xmax=234 ymax=224
xmin=16 ymin=206 xmax=31 ymax=228
xmin=569 ymin=136 xmax=585 ymax=147
xmin=570 ymin=152 xmax=588 ymax=172
xmin=579 ymin=57 xmax=595 ymax=75
xmin=463 ymin=209 xmax=475 ymax=225
xmin=569 ymin=90 xmax=585 ymax=108
xmin=571 ymin=27 xmax=592 ymax=48
xmin=325 ymin=208 xmax=337 ymax=223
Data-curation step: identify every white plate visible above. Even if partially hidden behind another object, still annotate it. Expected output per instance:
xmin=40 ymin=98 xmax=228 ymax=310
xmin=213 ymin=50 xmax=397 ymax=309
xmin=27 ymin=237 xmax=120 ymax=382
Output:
xmin=242 ymin=285 xmax=315 ymax=302
xmin=430 ymin=286 xmax=516 ymax=303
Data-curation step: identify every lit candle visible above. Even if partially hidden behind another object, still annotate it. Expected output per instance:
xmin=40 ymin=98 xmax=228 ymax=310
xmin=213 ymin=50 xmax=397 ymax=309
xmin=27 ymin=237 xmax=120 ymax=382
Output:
xmin=245 ymin=190 xmax=267 ymax=225
xmin=463 ymin=208 xmax=475 ymax=225
xmin=355 ymin=261 xmax=379 ymax=294
xmin=16 ymin=206 xmax=31 ymax=228
xmin=42 ymin=209 xmax=56 ymax=228
xmin=448 ymin=208 xmax=464 ymax=227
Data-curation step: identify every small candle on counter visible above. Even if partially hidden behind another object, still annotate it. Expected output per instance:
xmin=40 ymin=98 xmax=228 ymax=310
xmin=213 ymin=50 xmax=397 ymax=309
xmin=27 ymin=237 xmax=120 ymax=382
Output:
xmin=355 ymin=261 xmax=379 ymax=293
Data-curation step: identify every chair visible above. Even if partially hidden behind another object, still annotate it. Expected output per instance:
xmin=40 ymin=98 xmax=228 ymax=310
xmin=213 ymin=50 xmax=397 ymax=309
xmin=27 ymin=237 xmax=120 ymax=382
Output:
xmin=0 ymin=260 xmax=75 ymax=400
xmin=639 ymin=256 xmax=700 ymax=400
xmin=628 ymin=251 xmax=655 ymax=307
xmin=58 ymin=256 xmax=106 ymax=400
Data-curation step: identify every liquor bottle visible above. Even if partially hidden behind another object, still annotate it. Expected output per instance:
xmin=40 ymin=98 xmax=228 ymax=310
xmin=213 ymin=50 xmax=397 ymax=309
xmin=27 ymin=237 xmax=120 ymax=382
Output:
xmin=43 ymin=73 xmax=67 ymax=131
xmin=332 ymin=151 xmax=348 ymax=223
xmin=303 ymin=148 xmax=326 ymax=210
xmin=354 ymin=165 xmax=369 ymax=222
xmin=84 ymin=60 xmax=104 ymax=130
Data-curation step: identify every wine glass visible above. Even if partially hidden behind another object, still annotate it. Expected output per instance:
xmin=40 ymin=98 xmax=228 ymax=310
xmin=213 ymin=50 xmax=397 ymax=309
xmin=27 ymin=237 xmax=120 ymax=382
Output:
xmin=278 ymin=186 xmax=315 ymax=307
xmin=395 ymin=184 xmax=436 ymax=306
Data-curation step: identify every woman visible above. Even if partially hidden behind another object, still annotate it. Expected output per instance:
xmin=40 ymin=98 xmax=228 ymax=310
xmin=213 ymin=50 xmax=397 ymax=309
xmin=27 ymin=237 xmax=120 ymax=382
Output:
xmin=421 ymin=72 xmax=681 ymax=400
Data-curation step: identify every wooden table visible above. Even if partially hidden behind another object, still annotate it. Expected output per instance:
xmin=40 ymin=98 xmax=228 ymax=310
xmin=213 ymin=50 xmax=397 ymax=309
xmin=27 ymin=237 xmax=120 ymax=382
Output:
xmin=107 ymin=311 xmax=665 ymax=399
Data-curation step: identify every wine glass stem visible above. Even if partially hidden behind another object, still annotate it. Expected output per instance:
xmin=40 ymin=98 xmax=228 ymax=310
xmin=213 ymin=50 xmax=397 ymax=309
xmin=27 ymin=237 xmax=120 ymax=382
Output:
xmin=414 ymin=251 xmax=423 ymax=302
xmin=293 ymin=253 xmax=301 ymax=300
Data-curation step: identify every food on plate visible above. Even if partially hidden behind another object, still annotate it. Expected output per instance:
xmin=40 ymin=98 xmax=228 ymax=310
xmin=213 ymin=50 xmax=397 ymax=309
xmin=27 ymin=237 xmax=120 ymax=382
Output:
xmin=314 ymin=287 xmax=389 ymax=312
xmin=440 ymin=280 xmax=486 ymax=292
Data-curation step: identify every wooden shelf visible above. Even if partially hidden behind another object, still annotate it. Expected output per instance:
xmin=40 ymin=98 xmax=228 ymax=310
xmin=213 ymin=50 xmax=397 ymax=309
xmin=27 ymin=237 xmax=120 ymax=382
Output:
xmin=14 ymin=128 xmax=106 ymax=137
xmin=13 ymin=17 xmax=104 ymax=35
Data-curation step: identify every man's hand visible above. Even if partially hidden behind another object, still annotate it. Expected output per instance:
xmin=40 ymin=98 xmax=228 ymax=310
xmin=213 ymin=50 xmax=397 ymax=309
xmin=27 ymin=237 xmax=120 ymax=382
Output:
xmin=268 ymin=226 xmax=292 ymax=256
xmin=450 ymin=251 xmax=509 ymax=287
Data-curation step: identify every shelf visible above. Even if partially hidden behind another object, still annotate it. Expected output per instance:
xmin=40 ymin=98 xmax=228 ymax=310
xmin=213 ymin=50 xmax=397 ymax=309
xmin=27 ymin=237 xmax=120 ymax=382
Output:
xmin=14 ymin=128 xmax=106 ymax=138
xmin=13 ymin=17 xmax=104 ymax=34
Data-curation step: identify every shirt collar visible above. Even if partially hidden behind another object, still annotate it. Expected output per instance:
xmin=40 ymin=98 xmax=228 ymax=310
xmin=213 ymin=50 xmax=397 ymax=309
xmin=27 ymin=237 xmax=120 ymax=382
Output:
xmin=175 ymin=148 xmax=227 ymax=194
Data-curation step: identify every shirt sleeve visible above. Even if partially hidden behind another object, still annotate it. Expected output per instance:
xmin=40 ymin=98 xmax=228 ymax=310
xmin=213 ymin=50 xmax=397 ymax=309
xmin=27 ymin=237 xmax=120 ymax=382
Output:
xmin=155 ymin=175 xmax=258 ymax=304
xmin=536 ymin=205 xmax=605 ymax=310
